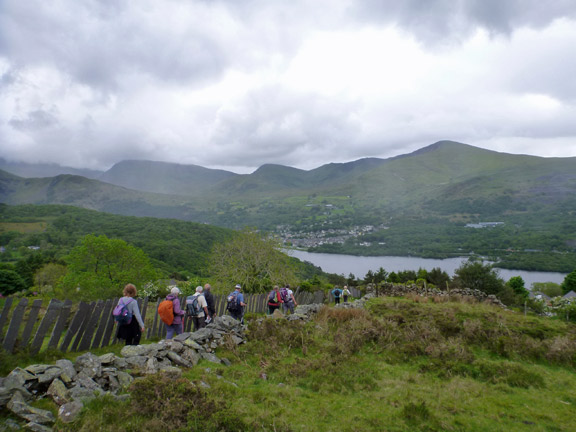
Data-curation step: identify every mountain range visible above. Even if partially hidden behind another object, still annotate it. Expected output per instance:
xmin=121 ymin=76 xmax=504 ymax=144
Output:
xmin=1 ymin=140 xmax=576 ymax=229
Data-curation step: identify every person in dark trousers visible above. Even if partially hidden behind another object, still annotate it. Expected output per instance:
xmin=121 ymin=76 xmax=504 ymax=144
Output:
xmin=331 ymin=286 xmax=342 ymax=305
xmin=188 ymin=286 xmax=210 ymax=331
xmin=227 ymin=284 xmax=246 ymax=323
xmin=204 ymin=283 xmax=216 ymax=322
xmin=267 ymin=285 xmax=282 ymax=314
xmin=342 ymin=285 xmax=351 ymax=303
xmin=281 ymin=284 xmax=297 ymax=314
xmin=116 ymin=283 xmax=145 ymax=345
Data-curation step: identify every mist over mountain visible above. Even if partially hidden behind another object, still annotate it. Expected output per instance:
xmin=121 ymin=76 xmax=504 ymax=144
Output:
xmin=0 ymin=158 xmax=103 ymax=179
xmin=98 ymin=160 xmax=239 ymax=196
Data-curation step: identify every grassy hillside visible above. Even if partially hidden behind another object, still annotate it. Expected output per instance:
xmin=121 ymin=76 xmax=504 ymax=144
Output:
xmin=47 ymin=296 xmax=576 ymax=431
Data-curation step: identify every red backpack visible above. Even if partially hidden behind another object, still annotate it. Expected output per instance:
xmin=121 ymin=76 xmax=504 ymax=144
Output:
xmin=158 ymin=299 xmax=174 ymax=325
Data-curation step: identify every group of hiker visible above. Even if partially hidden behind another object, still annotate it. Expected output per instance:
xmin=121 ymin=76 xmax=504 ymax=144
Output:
xmin=115 ymin=282 xmax=352 ymax=346
xmin=266 ymin=284 xmax=298 ymax=315
xmin=331 ymin=285 xmax=351 ymax=304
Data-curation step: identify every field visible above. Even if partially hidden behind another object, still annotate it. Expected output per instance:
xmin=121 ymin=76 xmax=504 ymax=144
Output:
xmin=11 ymin=296 xmax=571 ymax=432
xmin=0 ymin=221 xmax=47 ymax=234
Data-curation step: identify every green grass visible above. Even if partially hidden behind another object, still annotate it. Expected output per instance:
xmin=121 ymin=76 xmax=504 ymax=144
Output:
xmin=47 ymin=298 xmax=576 ymax=431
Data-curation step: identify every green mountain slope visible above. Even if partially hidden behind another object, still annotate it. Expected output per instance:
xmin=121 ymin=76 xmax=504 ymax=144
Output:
xmin=4 ymin=141 xmax=575 ymax=219
xmin=99 ymin=160 xmax=238 ymax=196
xmin=1 ymin=141 xmax=575 ymax=271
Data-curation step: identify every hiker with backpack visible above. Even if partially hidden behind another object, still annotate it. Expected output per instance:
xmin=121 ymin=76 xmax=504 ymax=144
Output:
xmin=226 ymin=284 xmax=246 ymax=323
xmin=281 ymin=284 xmax=297 ymax=315
xmin=203 ymin=283 xmax=216 ymax=322
xmin=158 ymin=286 xmax=185 ymax=339
xmin=342 ymin=285 xmax=351 ymax=303
xmin=115 ymin=283 xmax=145 ymax=346
xmin=186 ymin=286 xmax=210 ymax=331
xmin=332 ymin=286 xmax=342 ymax=305
xmin=267 ymin=285 xmax=283 ymax=315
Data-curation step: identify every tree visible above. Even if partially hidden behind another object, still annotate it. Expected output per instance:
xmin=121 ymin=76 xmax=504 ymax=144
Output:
xmin=363 ymin=270 xmax=375 ymax=285
xmin=453 ymin=259 xmax=505 ymax=295
xmin=208 ymin=228 xmax=297 ymax=293
xmin=0 ymin=269 xmax=27 ymax=295
xmin=561 ymin=269 xmax=576 ymax=295
xmin=58 ymin=234 xmax=158 ymax=300
xmin=375 ymin=267 xmax=388 ymax=284
xmin=506 ymin=276 xmax=529 ymax=299
xmin=34 ymin=263 xmax=67 ymax=296
xmin=427 ymin=267 xmax=450 ymax=288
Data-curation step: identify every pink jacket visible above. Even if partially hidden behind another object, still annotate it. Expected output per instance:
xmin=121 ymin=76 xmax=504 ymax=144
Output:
xmin=166 ymin=294 xmax=185 ymax=325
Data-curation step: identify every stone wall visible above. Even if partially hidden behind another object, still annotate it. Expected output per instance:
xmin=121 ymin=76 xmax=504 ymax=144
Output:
xmin=366 ymin=283 xmax=507 ymax=308
xmin=0 ymin=315 xmax=246 ymax=430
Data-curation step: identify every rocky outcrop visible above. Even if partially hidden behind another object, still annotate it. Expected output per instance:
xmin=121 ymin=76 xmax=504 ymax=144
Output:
xmin=0 ymin=316 xmax=246 ymax=431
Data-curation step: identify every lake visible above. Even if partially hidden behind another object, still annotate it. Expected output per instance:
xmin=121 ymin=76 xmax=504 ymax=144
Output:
xmin=288 ymin=250 xmax=568 ymax=288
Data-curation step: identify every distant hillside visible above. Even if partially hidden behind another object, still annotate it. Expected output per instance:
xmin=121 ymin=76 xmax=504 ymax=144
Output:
xmin=0 ymin=170 xmax=208 ymax=220
xmin=3 ymin=141 xmax=576 ymax=219
xmin=0 ymin=204 xmax=232 ymax=275
xmin=99 ymin=160 xmax=238 ymax=196
xmin=0 ymin=158 xmax=102 ymax=179
xmin=1 ymin=141 xmax=575 ymax=271
xmin=0 ymin=204 xmax=325 ymax=280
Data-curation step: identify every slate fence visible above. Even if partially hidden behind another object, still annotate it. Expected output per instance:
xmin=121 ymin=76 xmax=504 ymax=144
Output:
xmin=0 ymin=289 xmax=336 ymax=355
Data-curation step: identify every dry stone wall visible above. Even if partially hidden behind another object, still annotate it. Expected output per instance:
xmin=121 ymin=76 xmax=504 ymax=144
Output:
xmin=0 ymin=315 xmax=246 ymax=430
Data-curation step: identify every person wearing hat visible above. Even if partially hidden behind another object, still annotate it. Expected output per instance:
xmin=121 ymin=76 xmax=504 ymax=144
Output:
xmin=164 ymin=286 xmax=185 ymax=339
xmin=227 ymin=284 xmax=246 ymax=323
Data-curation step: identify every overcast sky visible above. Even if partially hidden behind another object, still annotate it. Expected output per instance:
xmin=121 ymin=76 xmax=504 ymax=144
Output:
xmin=1 ymin=0 xmax=576 ymax=174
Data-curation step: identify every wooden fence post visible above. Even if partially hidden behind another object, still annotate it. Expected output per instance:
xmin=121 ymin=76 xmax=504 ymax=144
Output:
xmin=91 ymin=299 xmax=113 ymax=349
xmin=60 ymin=302 xmax=90 ymax=353
xmin=20 ymin=299 xmax=43 ymax=349
xmin=100 ymin=298 xmax=118 ymax=348
xmin=47 ymin=299 xmax=73 ymax=350
xmin=0 ymin=297 xmax=14 ymax=344
xmin=78 ymin=301 xmax=105 ymax=351
xmin=2 ymin=298 xmax=28 ymax=353
xmin=30 ymin=299 xmax=63 ymax=355
xmin=148 ymin=299 xmax=161 ymax=339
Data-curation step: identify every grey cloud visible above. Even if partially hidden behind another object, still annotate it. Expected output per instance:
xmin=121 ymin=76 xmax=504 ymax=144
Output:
xmin=0 ymin=1 xmax=229 ymax=91
xmin=9 ymin=109 xmax=59 ymax=132
xmin=351 ymin=0 xmax=576 ymax=42
xmin=206 ymin=86 xmax=362 ymax=168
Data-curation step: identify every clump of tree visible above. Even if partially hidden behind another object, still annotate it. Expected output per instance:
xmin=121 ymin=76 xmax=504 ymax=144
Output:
xmin=0 ymin=265 xmax=27 ymax=296
xmin=453 ymin=259 xmax=529 ymax=306
xmin=561 ymin=269 xmax=576 ymax=295
xmin=58 ymin=234 xmax=158 ymax=300
xmin=208 ymin=228 xmax=297 ymax=293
